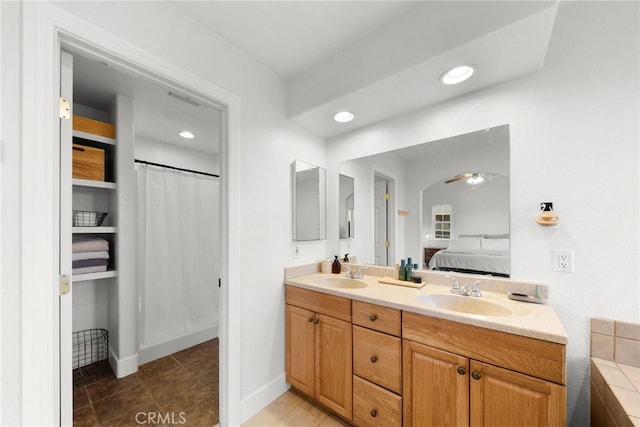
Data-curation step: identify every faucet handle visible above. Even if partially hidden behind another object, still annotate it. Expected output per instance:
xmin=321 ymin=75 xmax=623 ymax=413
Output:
xmin=470 ymin=280 xmax=486 ymax=297
xmin=344 ymin=266 xmax=353 ymax=278
xmin=446 ymin=275 xmax=462 ymax=294
xmin=355 ymin=266 xmax=368 ymax=279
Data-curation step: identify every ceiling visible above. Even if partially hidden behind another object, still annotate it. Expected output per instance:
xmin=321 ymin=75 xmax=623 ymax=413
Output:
xmin=72 ymin=1 xmax=560 ymax=150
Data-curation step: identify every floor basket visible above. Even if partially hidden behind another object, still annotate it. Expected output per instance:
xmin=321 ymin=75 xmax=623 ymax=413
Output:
xmin=72 ymin=328 xmax=109 ymax=370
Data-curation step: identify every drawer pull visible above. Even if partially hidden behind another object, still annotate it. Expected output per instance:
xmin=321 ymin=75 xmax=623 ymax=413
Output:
xmin=73 ymin=146 xmax=86 ymax=152
xmin=457 ymin=366 xmax=466 ymax=375
xmin=369 ymin=314 xmax=377 ymax=321
xmin=307 ymin=317 xmax=313 ymax=323
xmin=472 ymin=371 xmax=481 ymax=380
xmin=370 ymin=409 xmax=377 ymax=418
xmin=314 ymin=318 xmax=319 ymax=325
xmin=370 ymin=355 xmax=377 ymax=363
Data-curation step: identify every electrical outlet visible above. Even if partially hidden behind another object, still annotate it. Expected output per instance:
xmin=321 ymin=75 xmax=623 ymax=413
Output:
xmin=553 ymin=250 xmax=574 ymax=272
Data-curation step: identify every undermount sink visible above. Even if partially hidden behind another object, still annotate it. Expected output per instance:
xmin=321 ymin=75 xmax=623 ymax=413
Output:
xmin=417 ymin=293 xmax=513 ymax=317
xmin=313 ymin=277 xmax=368 ymax=289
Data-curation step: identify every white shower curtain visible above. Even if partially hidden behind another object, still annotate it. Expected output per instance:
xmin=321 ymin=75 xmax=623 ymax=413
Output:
xmin=136 ymin=165 xmax=219 ymax=349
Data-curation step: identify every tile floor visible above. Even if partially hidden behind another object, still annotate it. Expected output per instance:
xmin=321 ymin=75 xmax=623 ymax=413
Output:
xmin=73 ymin=338 xmax=219 ymax=426
xmin=241 ymin=390 xmax=350 ymax=427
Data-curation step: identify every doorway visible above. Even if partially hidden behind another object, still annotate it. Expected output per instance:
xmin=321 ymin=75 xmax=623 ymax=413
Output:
xmin=373 ymin=173 xmax=394 ymax=266
xmin=57 ymin=39 xmax=230 ymax=426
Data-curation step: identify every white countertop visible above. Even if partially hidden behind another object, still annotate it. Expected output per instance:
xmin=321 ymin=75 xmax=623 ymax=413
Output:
xmin=284 ymin=272 xmax=568 ymax=345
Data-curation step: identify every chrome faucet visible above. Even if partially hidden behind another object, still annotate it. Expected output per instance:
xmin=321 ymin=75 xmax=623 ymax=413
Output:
xmin=447 ymin=275 xmax=484 ymax=297
xmin=346 ymin=266 xmax=367 ymax=279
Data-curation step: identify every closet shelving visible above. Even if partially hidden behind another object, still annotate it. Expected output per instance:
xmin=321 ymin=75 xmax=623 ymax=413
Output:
xmin=72 ymin=127 xmax=117 ymax=283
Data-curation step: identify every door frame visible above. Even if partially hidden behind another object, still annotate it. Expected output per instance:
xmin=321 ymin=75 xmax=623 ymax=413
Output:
xmin=22 ymin=3 xmax=241 ymax=425
xmin=373 ymin=171 xmax=396 ymax=266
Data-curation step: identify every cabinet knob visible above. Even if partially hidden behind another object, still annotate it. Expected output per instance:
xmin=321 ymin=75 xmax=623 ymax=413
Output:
xmin=457 ymin=366 xmax=466 ymax=375
xmin=471 ymin=371 xmax=481 ymax=380
xmin=314 ymin=318 xmax=319 ymax=324
xmin=369 ymin=314 xmax=377 ymax=321
xmin=370 ymin=355 xmax=377 ymax=363
xmin=307 ymin=317 xmax=313 ymax=323
xmin=370 ymin=409 xmax=377 ymax=418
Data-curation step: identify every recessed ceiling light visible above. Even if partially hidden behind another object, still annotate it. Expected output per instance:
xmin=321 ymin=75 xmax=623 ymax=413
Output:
xmin=179 ymin=131 xmax=195 ymax=139
xmin=441 ymin=65 xmax=475 ymax=85
xmin=334 ymin=111 xmax=354 ymax=123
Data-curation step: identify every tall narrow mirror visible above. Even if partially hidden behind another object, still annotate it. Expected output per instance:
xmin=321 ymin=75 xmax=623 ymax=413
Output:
xmin=339 ymin=174 xmax=354 ymax=239
xmin=292 ymin=159 xmax=326 ymax=241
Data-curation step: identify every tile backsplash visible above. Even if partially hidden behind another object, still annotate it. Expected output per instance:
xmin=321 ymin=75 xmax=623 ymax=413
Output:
xmin=591 ymin=318 xmax=640 ymax=368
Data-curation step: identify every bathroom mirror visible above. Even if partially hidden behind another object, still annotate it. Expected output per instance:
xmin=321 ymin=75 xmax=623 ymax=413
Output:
xmin=338 ymin=125 xmax=510 ymax=276
xmin=339 ymin=174 xmax=355 ymax=239
xmin=292 ymin=159 xmax=326 ymax=241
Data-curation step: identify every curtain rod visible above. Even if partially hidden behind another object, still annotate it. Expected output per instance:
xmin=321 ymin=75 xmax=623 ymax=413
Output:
xmin=134 ymin=159 xmax=219 ymax=178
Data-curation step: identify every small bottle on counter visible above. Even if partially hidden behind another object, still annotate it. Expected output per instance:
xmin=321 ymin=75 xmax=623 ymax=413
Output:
xmin=406 ymin=260 xmax=413 ymax=282
xmin=331 ymin=255 xmax=341 ymax=274
xmin=399 ymin=259 xmax=406 ymax=281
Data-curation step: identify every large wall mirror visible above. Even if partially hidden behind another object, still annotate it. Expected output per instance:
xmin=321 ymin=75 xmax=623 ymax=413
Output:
xmin=338 ymin=125 xmax=510 ymax=277
xmin=292 ymin=159 xmax=327 ymax=241
xmin=339 ymin=174 xmax=354 ymax=239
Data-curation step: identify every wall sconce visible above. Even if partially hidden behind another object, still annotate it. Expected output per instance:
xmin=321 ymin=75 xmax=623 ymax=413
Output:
xmin=535 ymin=202 xmax=560 ymax=227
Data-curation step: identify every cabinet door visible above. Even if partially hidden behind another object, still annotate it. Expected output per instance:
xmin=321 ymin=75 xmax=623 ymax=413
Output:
xmin=469 ymin=360 xmax=566 ymax=426
xmin=403 ymin=340 xmax=469 ymax=427
xmin=316 ymin=313 xmax=353 ymax=421
xmin=285 ymin=304 xmax=315 ymax=397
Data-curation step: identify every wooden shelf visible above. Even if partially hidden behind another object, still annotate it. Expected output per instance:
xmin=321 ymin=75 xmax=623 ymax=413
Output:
xmin=73 ymin=270 xmax=117 ymax=282
xmin=72 ymin=227 xmax=117 ymax=234
xmin=72 ymin=178 xmax=116 ymax=190
xmin=73 ymin=130 xmax=116 ymax=146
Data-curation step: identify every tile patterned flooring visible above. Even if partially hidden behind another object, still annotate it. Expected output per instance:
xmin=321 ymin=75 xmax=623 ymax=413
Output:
xmin=73 ymin=337 xmax=347 ymax=427
xmin=73 ymin=339 xmax=219 ymax=426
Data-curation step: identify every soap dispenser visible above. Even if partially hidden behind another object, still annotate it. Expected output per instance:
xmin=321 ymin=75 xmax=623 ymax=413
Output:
xmin=331 ymin=255 xmax=341 ymax=274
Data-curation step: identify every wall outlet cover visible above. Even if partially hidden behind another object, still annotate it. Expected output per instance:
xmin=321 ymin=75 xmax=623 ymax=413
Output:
xmin=553 ymin=249 xmax=574 ymax=272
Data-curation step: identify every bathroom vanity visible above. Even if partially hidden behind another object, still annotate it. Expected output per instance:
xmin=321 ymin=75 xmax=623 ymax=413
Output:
xmin=284 ymin=267 xmax=568 ymax=426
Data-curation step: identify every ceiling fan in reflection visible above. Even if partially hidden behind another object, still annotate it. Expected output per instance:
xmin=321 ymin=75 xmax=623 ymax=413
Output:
xmin=444 ymin=172 xmax=488 ymax=185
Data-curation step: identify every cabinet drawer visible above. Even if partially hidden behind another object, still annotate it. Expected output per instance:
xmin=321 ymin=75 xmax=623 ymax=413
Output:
xmin=72 ymin=144 xmax=105 ymax=181
xmin=285 ymin=285 xmax=351 ymax=322
xmin=353 ymin=325 xmax=402 ymax=394
xmin=353 ymin=300 xmax=401 ymax=336
xmin=353 ymin=375 xmax=402 ymax=427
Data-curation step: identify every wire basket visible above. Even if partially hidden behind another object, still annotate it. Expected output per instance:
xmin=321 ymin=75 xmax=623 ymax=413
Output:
xmin=72 ymin=328 xmax=109 ymax=369
xmin=72 ymin=210 xmax=108 ymax=227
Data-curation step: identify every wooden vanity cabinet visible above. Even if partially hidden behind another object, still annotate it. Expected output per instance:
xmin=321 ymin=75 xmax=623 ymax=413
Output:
xmin=285 ymin=286 xmax=353 ymax=421
xmin=285 ymin=285 xmax=566 ymax=426
xmin=402 ymin=311 xmax=566 ymax=427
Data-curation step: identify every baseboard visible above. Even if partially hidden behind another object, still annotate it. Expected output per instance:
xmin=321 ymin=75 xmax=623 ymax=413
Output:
xmin=108 ymin=348 xmax=139 ymax=378
xmin=138 ymin=325 xmax=219 ymax=365
xmin=240 ymin=373 xmax=290 ymax=424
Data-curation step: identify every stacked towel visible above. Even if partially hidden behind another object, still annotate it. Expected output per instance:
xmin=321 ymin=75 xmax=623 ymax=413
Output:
xmin=72 ymin=238 xmax=110 ymax=274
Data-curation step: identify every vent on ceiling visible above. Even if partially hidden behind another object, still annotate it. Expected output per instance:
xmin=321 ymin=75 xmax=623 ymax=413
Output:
xmin=168 ymin=91 xmax=201 ymax=107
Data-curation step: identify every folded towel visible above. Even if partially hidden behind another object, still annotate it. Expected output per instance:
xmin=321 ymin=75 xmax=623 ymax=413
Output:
xmin=72 ymin=238 xmax=109 ymax=253
xmin=72 ymin=258 xmax=109 ymax=269
xmin=73 ymin=265 xmax=108 ymax=275
xmin=72 ymin=251 xmax=109 ymax=261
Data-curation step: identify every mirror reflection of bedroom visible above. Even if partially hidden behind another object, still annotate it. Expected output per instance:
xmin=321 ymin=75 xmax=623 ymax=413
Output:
xmin=340 ymin=124 xmax=509 ymax=277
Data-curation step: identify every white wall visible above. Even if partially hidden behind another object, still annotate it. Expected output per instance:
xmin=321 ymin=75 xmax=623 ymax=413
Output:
xmin=328 ymin=2 xmax=639 ymax=425
xmin=0 ymin=1 xmax=326 ymax=424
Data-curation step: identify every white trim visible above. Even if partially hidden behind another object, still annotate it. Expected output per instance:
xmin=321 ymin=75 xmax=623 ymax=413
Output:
xmin=22 ymin=2 xmax=241 ymax=425
xmin=108 ymin=349 xmax=139 ymax=379
xmin=240 ymin=374 xmax=290 ymax=424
